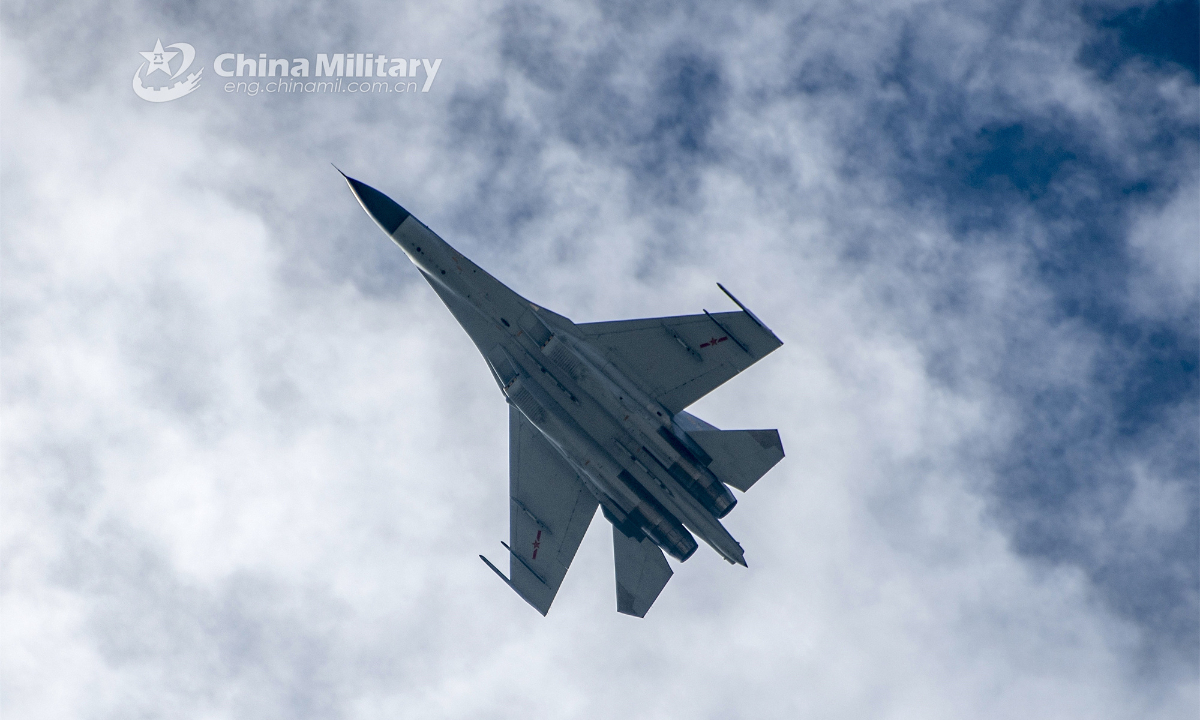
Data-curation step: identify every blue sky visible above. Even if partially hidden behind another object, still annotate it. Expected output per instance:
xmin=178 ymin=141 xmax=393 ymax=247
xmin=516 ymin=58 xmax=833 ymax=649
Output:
xmin=3 ymin=0 xmax=1197 ymax=717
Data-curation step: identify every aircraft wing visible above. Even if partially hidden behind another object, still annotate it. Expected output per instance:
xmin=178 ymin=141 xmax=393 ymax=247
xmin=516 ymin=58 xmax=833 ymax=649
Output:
xmin=575 ymin=308 xmax=782 ymax=415
xmin=485 ymin=406 xmax=599 ymax=615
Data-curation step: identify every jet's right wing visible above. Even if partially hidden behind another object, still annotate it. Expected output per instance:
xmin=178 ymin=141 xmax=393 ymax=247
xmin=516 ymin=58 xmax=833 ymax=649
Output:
xmin=575 ymin=300 xmax=782 ymax=415
xmin=482 ymin=406 xmax=599 ymax=615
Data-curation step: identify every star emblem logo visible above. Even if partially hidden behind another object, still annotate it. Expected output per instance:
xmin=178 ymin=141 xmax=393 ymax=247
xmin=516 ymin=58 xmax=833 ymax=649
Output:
xmin=139 ymin=39 xmax=178 ymax=76
xmin=132 ymin=40 xmax=201 ymax=103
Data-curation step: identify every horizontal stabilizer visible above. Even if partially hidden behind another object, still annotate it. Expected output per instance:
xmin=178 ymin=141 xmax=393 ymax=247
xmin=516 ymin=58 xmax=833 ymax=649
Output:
xmin=688 ymin=429 xmax=784 ymax=492
xmin=613 ymin=525 xmax=673 ymax=617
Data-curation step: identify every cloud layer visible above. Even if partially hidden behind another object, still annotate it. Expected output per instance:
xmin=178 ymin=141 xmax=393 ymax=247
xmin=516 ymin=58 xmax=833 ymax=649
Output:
xmin=3 ymin=0 xmax=1196 ymax=717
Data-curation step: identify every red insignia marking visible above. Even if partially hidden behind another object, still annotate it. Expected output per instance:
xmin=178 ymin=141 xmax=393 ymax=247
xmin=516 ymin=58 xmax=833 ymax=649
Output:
xmin=532 ymin=530 xmax=542 ymax=559
xmin=699 ymin=336 xmax=727 ymax=348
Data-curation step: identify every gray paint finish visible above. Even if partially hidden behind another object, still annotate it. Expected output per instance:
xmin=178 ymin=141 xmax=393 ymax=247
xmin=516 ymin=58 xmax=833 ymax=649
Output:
xmin=344 ymin=173 xmax=785 ymax=616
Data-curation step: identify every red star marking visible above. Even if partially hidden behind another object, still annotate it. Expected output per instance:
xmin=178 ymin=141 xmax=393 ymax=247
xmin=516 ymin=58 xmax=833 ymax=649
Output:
xmin=532 ymin=530 xmax=542 ymax=559
xmin=699 ymin=336 xmax=727 ymax=348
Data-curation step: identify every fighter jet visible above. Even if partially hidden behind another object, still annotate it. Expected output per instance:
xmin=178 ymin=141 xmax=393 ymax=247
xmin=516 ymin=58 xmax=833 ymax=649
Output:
xmin=342 ymin=172 xmax=785 ymax=617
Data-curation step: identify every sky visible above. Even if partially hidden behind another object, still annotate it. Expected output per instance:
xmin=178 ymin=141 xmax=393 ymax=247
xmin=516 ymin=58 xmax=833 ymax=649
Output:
xmin=2 ymin=0 xmax=1197 ymax=718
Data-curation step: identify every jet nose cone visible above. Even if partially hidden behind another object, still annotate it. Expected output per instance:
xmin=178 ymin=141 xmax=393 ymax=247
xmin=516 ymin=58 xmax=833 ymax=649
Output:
xmin=337 ymin=169 xmax=411 ymax=235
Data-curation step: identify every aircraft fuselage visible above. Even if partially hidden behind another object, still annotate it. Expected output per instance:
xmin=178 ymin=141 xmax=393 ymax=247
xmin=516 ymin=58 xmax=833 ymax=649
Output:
xmin=377 ymin=192 xmax=747 ymax=566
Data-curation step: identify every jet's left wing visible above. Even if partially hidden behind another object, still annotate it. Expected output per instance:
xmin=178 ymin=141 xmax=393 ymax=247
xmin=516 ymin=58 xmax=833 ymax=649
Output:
xmin=481 ymin=406 xmax=599 ymax=615
xmin=575 ymin=291 xmax=782 ymax=414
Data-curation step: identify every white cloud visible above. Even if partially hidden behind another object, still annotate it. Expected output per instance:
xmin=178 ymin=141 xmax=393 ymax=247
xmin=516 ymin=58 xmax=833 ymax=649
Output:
xmin=1127 ymin=178 xmax=1200 ymax=320
xmin=2 ymin=2 xmax=1195 ymax=719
